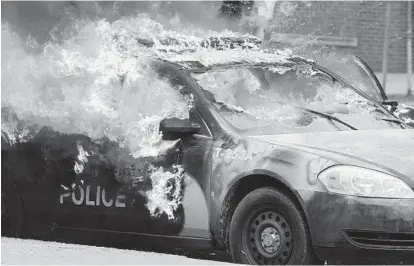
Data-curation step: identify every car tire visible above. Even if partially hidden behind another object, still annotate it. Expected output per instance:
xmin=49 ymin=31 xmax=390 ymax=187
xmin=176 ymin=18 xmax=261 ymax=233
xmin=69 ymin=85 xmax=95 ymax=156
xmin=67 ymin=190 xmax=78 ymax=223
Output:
xmin=1 ymin=180 xmax=24 ymax=238
xmin=229 ymin=187 xmax=322 ymax=265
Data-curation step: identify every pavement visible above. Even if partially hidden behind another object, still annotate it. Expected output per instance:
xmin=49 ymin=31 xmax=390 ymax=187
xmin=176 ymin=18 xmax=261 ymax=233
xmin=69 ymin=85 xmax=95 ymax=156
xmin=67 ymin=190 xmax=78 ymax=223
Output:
xmin=1 ymin=237 xmax=232 ymax=265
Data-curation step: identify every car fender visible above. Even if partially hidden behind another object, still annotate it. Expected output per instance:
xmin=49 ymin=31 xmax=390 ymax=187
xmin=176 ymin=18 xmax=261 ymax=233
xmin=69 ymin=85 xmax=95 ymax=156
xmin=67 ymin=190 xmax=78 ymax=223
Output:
xmin=208 ymin=137 xmax=332 ymax=249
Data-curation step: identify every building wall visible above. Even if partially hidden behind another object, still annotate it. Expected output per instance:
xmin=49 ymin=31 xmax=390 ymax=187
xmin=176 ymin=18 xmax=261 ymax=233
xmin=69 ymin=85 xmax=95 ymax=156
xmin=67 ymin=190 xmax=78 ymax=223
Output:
xmin=268 ymin=1 xmax=413 ymax=73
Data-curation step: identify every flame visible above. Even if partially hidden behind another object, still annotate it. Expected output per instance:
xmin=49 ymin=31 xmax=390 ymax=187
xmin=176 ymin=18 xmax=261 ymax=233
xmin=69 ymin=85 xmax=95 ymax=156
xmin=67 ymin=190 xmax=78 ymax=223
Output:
xmin=1 ymin=9 xmax=257 ymax=219
xmin=145 ymin=165 xmax=184 ymax=220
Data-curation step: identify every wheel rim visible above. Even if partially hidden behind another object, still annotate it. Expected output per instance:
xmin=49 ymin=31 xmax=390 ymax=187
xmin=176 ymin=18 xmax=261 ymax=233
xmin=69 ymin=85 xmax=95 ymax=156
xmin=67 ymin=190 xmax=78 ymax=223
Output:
xmin=246 ymin=210 xmax=293 ymax=265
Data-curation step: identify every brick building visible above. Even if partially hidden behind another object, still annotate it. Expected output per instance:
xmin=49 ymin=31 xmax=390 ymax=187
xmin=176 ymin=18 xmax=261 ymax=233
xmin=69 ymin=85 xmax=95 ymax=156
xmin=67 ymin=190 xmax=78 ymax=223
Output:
xmin=265 ymin=1 xmax=413 ymax=73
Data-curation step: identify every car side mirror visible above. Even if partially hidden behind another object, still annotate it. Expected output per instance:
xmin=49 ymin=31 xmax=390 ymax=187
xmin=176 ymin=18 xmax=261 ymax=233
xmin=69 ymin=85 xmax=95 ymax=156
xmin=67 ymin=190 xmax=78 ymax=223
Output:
xmin=159 ymin=117 xmax=201 ymax=140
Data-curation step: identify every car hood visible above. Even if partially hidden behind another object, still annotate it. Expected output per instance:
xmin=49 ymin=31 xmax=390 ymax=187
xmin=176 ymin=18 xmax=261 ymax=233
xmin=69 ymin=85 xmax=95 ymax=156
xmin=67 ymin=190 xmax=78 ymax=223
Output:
xmin=252 ymin=129 xmax=414 ymax=184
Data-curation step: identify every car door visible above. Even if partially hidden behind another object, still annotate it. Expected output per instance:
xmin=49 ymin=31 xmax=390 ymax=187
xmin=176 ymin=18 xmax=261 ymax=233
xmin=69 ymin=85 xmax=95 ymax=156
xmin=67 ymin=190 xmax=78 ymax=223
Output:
xmin=55 ymin=66 xmax=213 ymax=238
xmin=93 ymin=106 xmax=214 ymax=238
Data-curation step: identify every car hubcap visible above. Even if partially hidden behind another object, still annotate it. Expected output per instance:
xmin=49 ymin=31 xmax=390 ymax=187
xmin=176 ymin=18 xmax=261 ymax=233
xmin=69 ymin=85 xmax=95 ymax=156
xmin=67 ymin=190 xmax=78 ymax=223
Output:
xmin=247 ymin=210 xmax=293 ymax=265
xmin=261 ymin=227 xmax=281 ymax=253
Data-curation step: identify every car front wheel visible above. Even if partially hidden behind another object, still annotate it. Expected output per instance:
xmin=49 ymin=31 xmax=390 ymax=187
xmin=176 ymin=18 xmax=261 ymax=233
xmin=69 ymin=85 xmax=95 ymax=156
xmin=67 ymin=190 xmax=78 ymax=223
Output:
xmin=228 ymin=187 xmax=322 ymax=265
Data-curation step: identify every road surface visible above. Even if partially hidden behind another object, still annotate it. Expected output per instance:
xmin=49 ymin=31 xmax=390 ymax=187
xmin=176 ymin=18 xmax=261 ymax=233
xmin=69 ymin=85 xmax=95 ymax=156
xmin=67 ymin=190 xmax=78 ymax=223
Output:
xmin=1 ymin=237 xmax=232 ymax=265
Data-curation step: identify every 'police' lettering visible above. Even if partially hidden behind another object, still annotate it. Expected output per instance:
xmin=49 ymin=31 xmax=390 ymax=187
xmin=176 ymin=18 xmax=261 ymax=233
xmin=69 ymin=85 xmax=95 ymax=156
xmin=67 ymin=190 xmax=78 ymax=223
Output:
xmin=72 ymin=186 xmax=84 ymax=205
xmin=85 ymin=185 xmax=95 ymax=206
xmin=60 ymin=185 xmax=126 ymax=208
xmin=60 ymin=192 xmax=70 ymax=204
xmin=96 ymin=186 xmax=101 ymax=206
xmin=101 ymin=189 xmax=113 ymax=207
xmin=115 ymin=194 xmax=126 ymax=208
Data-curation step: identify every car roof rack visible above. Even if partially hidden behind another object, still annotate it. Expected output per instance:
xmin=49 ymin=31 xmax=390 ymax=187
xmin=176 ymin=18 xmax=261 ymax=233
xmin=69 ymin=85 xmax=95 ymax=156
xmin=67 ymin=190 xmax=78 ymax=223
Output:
xmin=158 ymin=48 xmax=315 ymax=73
xmin=135 ymin=35 xmax=262 ymax=53
xmin=121 ymin=33 xmax=315 ymax=72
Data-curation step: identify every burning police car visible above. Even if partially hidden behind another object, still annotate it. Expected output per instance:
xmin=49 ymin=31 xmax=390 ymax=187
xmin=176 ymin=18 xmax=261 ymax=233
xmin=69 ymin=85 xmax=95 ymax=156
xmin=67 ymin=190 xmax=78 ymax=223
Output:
xmin=2 ymin=36 xmax=414 ymax=265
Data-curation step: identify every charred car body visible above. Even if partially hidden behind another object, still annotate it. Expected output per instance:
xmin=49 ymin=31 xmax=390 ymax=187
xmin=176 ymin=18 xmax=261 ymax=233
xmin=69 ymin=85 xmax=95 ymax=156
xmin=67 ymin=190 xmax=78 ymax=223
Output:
xmin=2 ymin=36 xmax=414 ymax=265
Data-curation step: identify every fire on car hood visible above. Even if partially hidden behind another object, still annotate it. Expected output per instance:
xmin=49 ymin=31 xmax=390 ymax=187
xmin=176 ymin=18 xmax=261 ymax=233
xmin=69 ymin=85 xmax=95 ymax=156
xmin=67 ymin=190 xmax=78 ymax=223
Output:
xmin=252 ymin=129 xmax=414 ymax=186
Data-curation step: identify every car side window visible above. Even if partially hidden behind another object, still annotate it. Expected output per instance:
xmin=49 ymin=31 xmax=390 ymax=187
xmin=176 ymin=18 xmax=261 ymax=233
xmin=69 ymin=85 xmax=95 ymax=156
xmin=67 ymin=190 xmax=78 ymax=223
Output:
xmin=189 ymin=108 xmax=211 ymax=137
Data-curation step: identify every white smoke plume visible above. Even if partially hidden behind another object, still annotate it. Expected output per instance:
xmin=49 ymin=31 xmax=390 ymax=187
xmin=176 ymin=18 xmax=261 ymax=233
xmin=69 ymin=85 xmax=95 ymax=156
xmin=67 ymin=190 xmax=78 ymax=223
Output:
xmin=1 ymin=1 xmax=257 ymax=219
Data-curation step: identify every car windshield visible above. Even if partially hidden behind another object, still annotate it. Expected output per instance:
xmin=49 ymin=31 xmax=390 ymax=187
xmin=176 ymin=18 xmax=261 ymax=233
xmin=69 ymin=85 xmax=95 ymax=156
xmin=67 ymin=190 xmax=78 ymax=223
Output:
xmin=191 ymin=66 xmax=402 ymax=135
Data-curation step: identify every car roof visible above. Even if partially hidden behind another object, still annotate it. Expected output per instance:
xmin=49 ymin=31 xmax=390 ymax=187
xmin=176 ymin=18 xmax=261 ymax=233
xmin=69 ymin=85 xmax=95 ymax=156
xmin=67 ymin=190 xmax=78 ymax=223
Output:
xmin=157 ymin=49 xmax=315 ymax=73
xmin=135 ymin=35 xmax=315 ymax=73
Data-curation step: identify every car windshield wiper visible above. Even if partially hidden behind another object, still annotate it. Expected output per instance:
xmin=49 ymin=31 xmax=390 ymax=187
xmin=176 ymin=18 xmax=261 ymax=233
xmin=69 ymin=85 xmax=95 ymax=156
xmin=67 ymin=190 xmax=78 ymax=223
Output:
xmin=296 ymin=107 xmax=357 ymax=130
xmin=379 ymin=118 xmax=411 ymax=129
xmin=215 ymin=96 xmax=357 ymax=130
xmin=380 ymin=118 xmax=403 ymax=124
xmin=315 ymin=65 xmax=413 ymax=129
xmin=314 ymin=65 xmax=398 ymax=117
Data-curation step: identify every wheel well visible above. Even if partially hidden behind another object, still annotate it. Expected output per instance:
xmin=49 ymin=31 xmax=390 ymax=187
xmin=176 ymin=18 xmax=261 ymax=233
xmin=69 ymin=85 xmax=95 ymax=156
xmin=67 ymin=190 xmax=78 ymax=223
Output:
xmin=216 ymin=174 xmax=308 ymax=251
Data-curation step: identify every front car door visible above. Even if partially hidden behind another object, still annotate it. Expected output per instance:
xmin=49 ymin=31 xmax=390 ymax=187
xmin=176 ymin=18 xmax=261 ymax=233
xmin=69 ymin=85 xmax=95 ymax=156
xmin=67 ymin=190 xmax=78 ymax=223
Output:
xmin=55 ymin=62 xmax=214 ymax=238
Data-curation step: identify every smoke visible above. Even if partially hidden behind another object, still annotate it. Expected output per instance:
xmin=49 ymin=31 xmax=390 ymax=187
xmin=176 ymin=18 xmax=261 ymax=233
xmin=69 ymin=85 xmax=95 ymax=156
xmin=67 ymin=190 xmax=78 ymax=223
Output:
xmin=2 ymin=0 xmax=240 ymax=151
xmin=2 ymin=18 xmax=188 ymax=155
xmin=3 ymin=1 xmax=386 ymax=220
xmin=1 ymin=1 xmax=247 ymax=44
xmin=1 ymin=1 xmax=266 ymax=152
xmin=1 ymin=1 xmax=255 ymax=219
